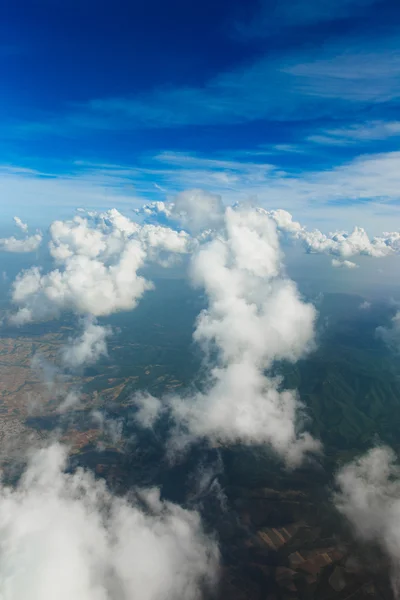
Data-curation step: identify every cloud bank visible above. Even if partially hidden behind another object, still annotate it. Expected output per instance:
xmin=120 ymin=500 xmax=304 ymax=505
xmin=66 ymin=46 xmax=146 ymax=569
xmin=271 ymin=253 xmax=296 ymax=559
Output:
xmin=135 ymin=194 xmax=400 ymax=266
xmin=0 ymin=443 xmax=219 ymax=600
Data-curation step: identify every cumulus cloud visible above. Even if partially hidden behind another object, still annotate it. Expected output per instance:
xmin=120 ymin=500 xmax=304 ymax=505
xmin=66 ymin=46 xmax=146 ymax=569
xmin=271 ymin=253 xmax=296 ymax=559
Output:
xmin=263 ymin=208 xmax=400 ymax=260
xmin=61 ymin=317 xmax=112 ymax=369
xmin=9 ymin=209 xmax=191 ymax=325
xmin=0 ymin=443 xmax=219 ymax=600
xmin=335 ymin=446 xmax=400 ymax=595
xmin=134 ymin=200 xmax=174 ymax=226
xmin=135 ymin=206 xmax=320 ymax=466
xmin=138 ymin=198 xmax=400 ymax=266
xmin=331 ymin=258 xmax=358 ymax=269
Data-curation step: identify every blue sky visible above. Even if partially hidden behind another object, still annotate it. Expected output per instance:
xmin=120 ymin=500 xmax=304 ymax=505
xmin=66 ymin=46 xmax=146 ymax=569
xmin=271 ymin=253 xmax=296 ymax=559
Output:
xmin=2 ymin=0 xmax=400 ymax=230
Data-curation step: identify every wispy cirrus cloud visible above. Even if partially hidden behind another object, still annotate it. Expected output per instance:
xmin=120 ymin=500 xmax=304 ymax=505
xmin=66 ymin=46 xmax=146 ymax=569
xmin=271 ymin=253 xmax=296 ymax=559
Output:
xmin=0 ymin=163 xmax=148 ymax=222
xmin=148 ymin=150 xmax=400 ymax=228
xmin=3 ymin=146 xmax=400 ymax=231
xmin=282 ymin=44 xmax=400 ymax=103
xmin=234 ymin=0 xmax=382 ymax=39
xmin=307 ymin=120 xmax=400 ymax=146
xmin=80 ymin=42 xmax=400 ymax=128
xmin=7 ymin=35 xmax=400 ymax=137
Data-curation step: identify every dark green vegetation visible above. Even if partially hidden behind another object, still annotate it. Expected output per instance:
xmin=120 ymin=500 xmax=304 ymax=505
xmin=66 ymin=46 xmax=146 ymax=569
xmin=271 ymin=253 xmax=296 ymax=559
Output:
xmin=282 ymin=293 xmax=400 ymax=467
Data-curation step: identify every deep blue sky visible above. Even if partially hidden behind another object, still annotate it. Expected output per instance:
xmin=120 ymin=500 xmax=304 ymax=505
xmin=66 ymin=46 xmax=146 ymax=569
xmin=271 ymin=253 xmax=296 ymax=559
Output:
xmin=2 ymin=0 xmax=400 ymax=229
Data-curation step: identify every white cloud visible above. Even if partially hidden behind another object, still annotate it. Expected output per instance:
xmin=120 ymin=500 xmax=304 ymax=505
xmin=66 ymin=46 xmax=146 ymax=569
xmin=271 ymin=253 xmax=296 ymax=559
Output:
xmin=135 ymin=189 xmax=225 ymax=235
xmin=58 ymin=36 xmax=400 ymax=132
xmin=0 ymin=233 xmax=42 ymax=253
xmin=331 ymin=258 xmax=358 ymax=269
xmin=0 ymin=216 xmax=42 ymax=253
xmin=91 ymin=411 xmax=124 ymax=446
xmin=308 ymin=120 xmax=400 ymax=146
xmin=134 ymin=392 xmax=164 ymax=429
xmin=236 ymin=0 xmax=380 ymax=38
xmin=171 ymin=189 xmax=225 ymax=234
xmin=135 ymin=200 xmax=174 ymax=225
xmin=359 ymin=300 xmax=371 ymax=310
xmin=145 ymin=150 xmax=400 ymax=234
xmin=376 ymin=312 xmax=400 ymax=350
xmin=0 ymin=443 xmax=219 ymax=600
xmin=4 ymin=147 xmax=400 ymax=235
xmin=264 ymin=208 xmax=400 ymax=260
xmin=335 ymin=446 xmax=400 ymax=595
xmin=30 ymin=353 xmax=82 ymax=413
xmin=283 ymin=43 xmax=400 ymax=104
xmin=61 ymin=317 xmax=112 ymax=369
xmin=0 ymin=164 xmax=147 ymax=223
xmin=14 ymin=216 xmax=29 ymax=232
xmin=9 ymin=210 xmax=191 ymax=325
xmin=135 ymin=206 xmax=320 ymax=466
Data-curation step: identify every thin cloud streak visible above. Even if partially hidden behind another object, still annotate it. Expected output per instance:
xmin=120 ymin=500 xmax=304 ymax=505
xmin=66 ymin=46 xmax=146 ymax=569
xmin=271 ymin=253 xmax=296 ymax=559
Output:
xmin=234 ymin=0 xmax=382 ymax=39
xmin=3 ymin=147 xmax=400 ymax=232
xmin=6 ymin=35 xmax=400 ymax=135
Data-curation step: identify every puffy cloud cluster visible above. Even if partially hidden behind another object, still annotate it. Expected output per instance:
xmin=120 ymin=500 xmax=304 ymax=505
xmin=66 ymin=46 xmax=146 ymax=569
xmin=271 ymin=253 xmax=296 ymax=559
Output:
xmin=60 ymin=317 xmax=112 ymax=369
xmin=9 ymin=209 xmax=191 ymax=325
xmin=135 ymin=200 xmax=174 ymax=225
xmin=0 ymin=443 xmax=219 ymax=600
xmin=335 ymin=446 xmax=400 ymax=594
xmin=263 ymin=209 xmax=400 ymax=261
xmin=136 ymin=206 xmax=320 ymax=465
xmin=0 ymin=216 xmax=42 ymax=253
